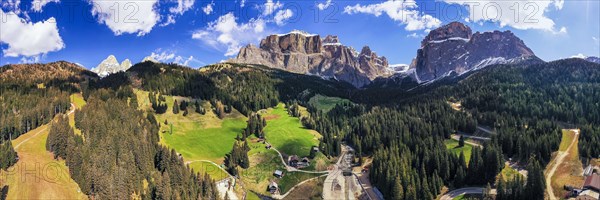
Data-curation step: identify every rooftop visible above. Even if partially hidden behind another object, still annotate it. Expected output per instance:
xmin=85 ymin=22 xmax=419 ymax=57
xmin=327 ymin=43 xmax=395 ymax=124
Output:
xmin=584 ymin=173 xmax=600 ymax=191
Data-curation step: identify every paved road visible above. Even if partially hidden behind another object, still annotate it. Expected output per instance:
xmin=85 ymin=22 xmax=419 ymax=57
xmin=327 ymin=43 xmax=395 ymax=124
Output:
xmin=476 ymin=125 xmax=496 ymax=135
xmin=322 ymin=145 xmax=361 ymax=200
xmin=440 ymin=187 xmax=496 ymax=200
xmin=545 ymin=129 xmax=579 ymax=200
xmin=451 ymin=134 xmax=483 ymax=148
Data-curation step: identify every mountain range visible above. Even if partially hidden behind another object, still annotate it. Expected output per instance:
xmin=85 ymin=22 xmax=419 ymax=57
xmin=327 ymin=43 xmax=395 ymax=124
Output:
xmin=86 ymin=22 xmax=596 ymax=88
xmin=231 ymin=22 xmax=545 ymax=87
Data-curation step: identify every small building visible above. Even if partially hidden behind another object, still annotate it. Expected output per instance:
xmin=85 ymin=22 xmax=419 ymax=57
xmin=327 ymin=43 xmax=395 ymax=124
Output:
xmin=288 ymin=155 xmax=299 ymax=167
xmin=297 ymin=157 xmax=310 ymax=168
xmin=584 ymin=174 xmax=600 ymax=192
xmin=312 ymin=146 xmax=319 ymax=153
xmin=576 ymin=190 xmax=599 ymax=200
xmin=273 ymin=170 xmax=284 ymax=178
xmin=265 ymin=144 xmax=272 ymax=149
xmin=268 ymin=182 xmax=279 ymax=194
xmin=585 ymin=165 xmax=595 ymax=177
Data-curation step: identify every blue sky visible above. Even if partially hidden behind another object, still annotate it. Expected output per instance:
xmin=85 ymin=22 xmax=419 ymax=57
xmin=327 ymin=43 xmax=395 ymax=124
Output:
xmin=1 ymin=0 xmax=599 ymax=69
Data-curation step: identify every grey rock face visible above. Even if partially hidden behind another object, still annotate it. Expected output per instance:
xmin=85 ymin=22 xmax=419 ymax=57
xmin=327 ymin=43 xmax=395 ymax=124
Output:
xmin=414 ymin=22 xmax=536 ymax=82
xmin=231 ymin=31 xmax=391 ymax=88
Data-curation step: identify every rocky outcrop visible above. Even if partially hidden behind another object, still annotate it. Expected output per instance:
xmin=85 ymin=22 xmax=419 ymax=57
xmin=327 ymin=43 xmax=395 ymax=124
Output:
xmin=92 ymin=55 xmax=133 ymax=77
xmin=414 ymin=22 xmax=537 ymax=82
xmin=231 ymin=30 xmax=391 ymax=87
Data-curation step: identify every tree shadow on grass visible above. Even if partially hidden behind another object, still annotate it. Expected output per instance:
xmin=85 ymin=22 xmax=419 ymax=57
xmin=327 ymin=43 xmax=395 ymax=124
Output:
xmin=1 ymin=185 xmax=8 ymax=200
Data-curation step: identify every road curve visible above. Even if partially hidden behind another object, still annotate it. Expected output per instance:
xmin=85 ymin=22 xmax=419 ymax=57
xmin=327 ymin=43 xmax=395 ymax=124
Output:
xmin=440 ymin=187 xmax=496 ymax=200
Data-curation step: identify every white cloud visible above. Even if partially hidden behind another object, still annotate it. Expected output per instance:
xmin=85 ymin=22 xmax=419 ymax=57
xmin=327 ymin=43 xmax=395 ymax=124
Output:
xmin=161 ymin=0 xmax=195 ymax=26
xmin=406 ymin=32 xmax=425 ymax=38
xmin=553 ymin=0 xmax=564 ymax=10
xmin=169 ymin=0 xmax=194 ymax=15
xmin=262 ymin=0 xmax=283 ymax=16
xmin=274 ymin=9 xmax=293 ymax=26
xmin=161 ymin=15 xmax=176 ymax=26
xmin=593 ymin=37 xmax=599 ymax=45
xmin=192 ymin=13 xmax=271 ymax=56
xmin=19 ymin=55 xmax=41 ymax=63
xmin=88 ymin=0 xmax=160 ymax=36
xmin=203 ymin=1 xmax=214 ymax=15
xmin=1 ymin=0 xmax=21 ymax=13
xmin=343 ymin=0 xmax=442 ymax=31
xmin=317 ymin=0 xmax=332 ymax=10
xmin=441 ymin=0 xmax=565 ymax=32
xmin=174 ymin=55 xmax=198 ymax=66
xmin=240 ymin=0 xmax=246 ymax=7
xmin=0 ymin=9 xmax=65 ymax=57
xmin=31 ymin=0 xmax=59 ymax=12
xmin=557 ymin=26 xmax=567 ymax=34
xmin=571 ymin=53 xmax=586 ymax=59
xmin=149 ymin=50 xmax=176 ymax=62
xmin=149 ymin=49 xmax=202 ymax=67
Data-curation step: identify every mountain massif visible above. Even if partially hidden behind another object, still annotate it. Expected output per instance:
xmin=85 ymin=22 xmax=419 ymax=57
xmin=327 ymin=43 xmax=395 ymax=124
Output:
xmin=413 ymin=22 xmax=540 ymax=82
xmin=231 ymin=31 xmax=392 ymax=87
xmin=232 ymin=22 xmax=544 ymax=87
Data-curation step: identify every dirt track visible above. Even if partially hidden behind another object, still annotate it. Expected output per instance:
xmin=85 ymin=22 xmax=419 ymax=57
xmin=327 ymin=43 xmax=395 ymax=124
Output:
xmin=545 ymin=129 xmax=579 ymax=200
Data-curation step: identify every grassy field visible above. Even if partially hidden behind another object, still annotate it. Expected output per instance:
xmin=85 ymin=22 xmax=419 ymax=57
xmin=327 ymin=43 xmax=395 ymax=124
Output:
xmin=188 ymin=161 xmax=230 ymax=181
xmin=277 ymin=172 xmax=323 ymax=194
xmin=134 ymin=89 xmax=246 ymax=164
xmin=70 ymin=93 xmax=86 ymax=108
xmin=445 ymin=139 xmax=473 ymax=163
xmin=69 ymin=93 xmax=85 ymax=136
xmin=263 ymin=103 xmax=321 ymax=158
xmin=497 ymin=164 xmax=523 ymax=182
xmin=308 ymin=94 xmax=352 ymax=112
xmin=547 ymin=129 xmax=584 ymax=198
xmin=239 ymin=141 xmax=286 ymax=197
xmin=1 ymin=120 xmax=86 ymax=199
xmin=282 ymin=176 xmax=326 ymax=199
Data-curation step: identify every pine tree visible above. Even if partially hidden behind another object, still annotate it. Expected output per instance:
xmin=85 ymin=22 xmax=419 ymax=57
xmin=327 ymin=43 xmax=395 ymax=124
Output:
xmin=393 ymin=176 xmax=404 ymax=200
xmin=173 ymin=100 xmax=180 ymax=114
xmin=525 ymin=156 xmax=545 ymax=200
xmin=459 ymin=135 xmax=465 ymax=147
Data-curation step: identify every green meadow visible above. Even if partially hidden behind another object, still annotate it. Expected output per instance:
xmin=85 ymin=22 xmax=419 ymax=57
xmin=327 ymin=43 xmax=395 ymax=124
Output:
xmin=134 ymin=89 xmax=246 ymax=164
xmin=263 ymin=103 xmax=321 ymax=157
xmin=444 ymin=139 xmax=473 ymax=163
xmin=308 ymin=94 xmax=352 ymax=112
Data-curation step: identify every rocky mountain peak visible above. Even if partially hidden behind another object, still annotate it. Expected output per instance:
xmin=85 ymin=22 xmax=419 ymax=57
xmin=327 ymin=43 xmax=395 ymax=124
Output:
xmin=231 ymin=31 xmax=391 ymax=88
xmin=323 ymin=35 xmax=340 ymax=44
xmin=92 ymin=55 xmax=133 ymax=77
xmin=414 ymin=22 xmax=538 ymax=82
xmin=421 ymin=21 xmax=472 ymax=47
